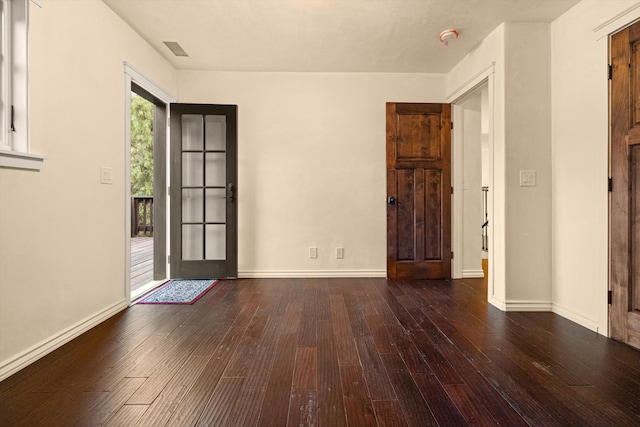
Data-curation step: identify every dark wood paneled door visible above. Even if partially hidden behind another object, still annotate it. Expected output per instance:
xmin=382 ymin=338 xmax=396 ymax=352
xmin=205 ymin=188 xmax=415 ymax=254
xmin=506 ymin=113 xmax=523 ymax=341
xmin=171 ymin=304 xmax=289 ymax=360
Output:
xmin=610 ymin=22 xmax=640 ymax=348
xmin=386 ymin=103 xmax=451 ymax=279
xmin=170 ymin=103 xmax=238 ymax=279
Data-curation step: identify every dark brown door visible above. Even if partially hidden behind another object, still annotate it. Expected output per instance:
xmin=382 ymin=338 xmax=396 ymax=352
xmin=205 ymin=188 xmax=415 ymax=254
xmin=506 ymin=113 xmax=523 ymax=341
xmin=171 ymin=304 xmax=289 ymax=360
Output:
xmin=386 ymin=103 xmax=451 ymax=279
xmin=610 ymin=22 xmax=640 ymax=348
xmin=169 ymin=103 xmax=238 ymax=279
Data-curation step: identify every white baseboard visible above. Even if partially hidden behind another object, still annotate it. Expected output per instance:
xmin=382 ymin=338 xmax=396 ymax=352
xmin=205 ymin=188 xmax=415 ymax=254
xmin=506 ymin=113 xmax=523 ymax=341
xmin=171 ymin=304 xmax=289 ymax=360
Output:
xmin=488 ymin=295 xmax=506 ymax=311
xmin=238 ymin=269 xmax=387 ymax=278
xmin=130 ymin=279 xmax=167 ymax=303
xmin=0 ymin=299 xmax=128 ymax=382
xmin=504 ymin=300 xmax=553 ymax=312
xmin=552 ymin=302 xmax=601 ymax=334
xmin=484 ymin=296 xmax=603 ymax=335
xmin=461 ymin=269 xmax=485 ymax=278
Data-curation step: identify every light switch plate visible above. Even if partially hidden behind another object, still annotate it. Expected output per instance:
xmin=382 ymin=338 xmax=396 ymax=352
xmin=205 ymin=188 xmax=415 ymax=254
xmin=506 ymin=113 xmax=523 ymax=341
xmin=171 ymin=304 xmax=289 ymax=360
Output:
xmin=520 ymin=170 xmax=536 ymax=187
xmin=101 ymin=166 xmax=113 ymax=184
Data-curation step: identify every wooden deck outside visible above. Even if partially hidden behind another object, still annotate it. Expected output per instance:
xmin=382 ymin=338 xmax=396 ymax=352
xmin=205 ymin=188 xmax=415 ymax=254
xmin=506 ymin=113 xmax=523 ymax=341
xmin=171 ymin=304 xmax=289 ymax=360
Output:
xmin=131 ymin=236 xmax=153 ymax=292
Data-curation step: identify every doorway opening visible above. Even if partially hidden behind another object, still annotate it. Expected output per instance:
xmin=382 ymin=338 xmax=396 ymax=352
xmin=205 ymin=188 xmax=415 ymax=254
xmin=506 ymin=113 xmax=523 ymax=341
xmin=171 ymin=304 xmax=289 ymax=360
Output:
xmin=169 ymin=103 xmax=239 ymax=279
xmin=124 ymin=64 xmax=175 ymax=302
xmin=129 ymin=91 xmax=155 ymax=296
xmin=452 ymin=79 xmax=493 ymax=293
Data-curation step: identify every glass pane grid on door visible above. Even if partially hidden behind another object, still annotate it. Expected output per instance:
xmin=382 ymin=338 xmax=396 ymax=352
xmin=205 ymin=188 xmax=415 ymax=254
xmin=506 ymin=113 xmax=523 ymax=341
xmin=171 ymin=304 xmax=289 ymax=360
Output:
xmin=181 ymin=114 xmax=227 ymax=261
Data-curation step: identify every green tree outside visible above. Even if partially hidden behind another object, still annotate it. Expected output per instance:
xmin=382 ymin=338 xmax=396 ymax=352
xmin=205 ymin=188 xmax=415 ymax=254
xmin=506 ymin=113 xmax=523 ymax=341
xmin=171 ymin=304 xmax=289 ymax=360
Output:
xmin=130 ymin=93 xmax=154 ymax=196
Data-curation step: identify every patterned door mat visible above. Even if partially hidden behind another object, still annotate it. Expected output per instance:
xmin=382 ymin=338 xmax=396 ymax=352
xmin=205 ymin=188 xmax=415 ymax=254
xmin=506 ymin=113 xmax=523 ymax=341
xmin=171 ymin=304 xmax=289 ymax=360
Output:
xmin=135 ymin=279 xmax=219 ymax=304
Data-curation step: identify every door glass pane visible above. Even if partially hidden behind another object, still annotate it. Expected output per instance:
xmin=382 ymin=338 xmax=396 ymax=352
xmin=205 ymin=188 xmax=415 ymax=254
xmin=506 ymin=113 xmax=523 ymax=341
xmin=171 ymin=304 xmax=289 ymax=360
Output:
xmin=205 ymin=153 xmax=226 ymax=187
xmin=205 ymin=224 xmax=226 ymax=260
xmin=182 ymin=189 xmax=203 ymax=223
xmin=206 ymin=188 xmax=226 ymax=223
xmin=182 ymin=153 xmax=203 ymax=186
xmin=182 ymin=115 xmax=203 ymax=150
xmin=182 ymin=224 xmax=203 ymax=260
xmin=205 ymin=115 xmax=226 ymax=151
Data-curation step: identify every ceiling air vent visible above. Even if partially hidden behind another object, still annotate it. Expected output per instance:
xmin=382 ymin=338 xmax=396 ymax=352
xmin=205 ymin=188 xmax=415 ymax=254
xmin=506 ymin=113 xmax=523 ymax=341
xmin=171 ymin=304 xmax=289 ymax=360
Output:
xmin=163 ymin=41 xmax=189 ymax=57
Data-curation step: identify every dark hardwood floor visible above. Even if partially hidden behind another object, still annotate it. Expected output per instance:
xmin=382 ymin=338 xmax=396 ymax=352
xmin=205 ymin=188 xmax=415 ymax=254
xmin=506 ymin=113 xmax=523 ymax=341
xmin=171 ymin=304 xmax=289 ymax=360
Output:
xmin=2 ymin=277 xmax=640 ymax=426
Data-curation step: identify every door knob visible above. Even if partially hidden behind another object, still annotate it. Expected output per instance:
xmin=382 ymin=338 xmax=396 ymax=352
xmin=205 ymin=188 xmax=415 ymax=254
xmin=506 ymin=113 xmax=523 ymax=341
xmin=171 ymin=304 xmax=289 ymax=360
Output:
xmin=388 ymin=196 xmax=396 ymax=205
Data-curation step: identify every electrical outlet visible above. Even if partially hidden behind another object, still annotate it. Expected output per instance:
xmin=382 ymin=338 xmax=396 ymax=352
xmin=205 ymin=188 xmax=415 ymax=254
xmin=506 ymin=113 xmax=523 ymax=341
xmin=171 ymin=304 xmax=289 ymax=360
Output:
xmin=336 ymin=247 xmax=344 ymax=259
xmin=309 ymin=247 xmax=317 ymax=259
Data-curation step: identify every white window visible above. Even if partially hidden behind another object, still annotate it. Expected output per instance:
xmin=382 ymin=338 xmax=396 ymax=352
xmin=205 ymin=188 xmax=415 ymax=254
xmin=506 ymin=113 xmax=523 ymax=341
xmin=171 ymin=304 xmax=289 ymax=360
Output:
xmin=0 ymin=0 xmax=44 ymax=170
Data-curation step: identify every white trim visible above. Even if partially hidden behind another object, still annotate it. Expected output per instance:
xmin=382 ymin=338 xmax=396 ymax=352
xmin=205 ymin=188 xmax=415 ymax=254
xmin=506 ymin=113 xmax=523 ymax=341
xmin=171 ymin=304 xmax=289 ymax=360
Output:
xmin=488 ymin=295 xmax=506 ymax=311
xmin=450 ymin=69 xmax=496 ymax=305
xmin=124 ymin=72 xmax=133 ymax=301
xmin=123 ymin=64 xmax=175 ymax=303
xmin=239 ymin=269 xmax=387 ymax=278
xmin=461 ymin=269 xmax=484 ymax=279
xmin=123 ymin=62 xmax=176 ymax=104
xmin=452 ymin=103 xmax=463 ymax=279
xmin=130 ymin=279 xmax=167 ymax=303
xmin=0 ymin=0 xmax=12 ymax=150
xmin=552 ymin=302 xmax=601 ymax=334
xmin=12 ymin=0 xmax=28 ymax=153
xmin=446 ymin=62 xmax=495 ymax=102
xmin=0 ymin=149 xmax=43 ymax=169
xmin=593 ymin=2 xmax=640 ymax=40
xmin=0 ymin=299 xmax=128 ymax=381
xmin=504 ymin=300 xmax=552 ymax=312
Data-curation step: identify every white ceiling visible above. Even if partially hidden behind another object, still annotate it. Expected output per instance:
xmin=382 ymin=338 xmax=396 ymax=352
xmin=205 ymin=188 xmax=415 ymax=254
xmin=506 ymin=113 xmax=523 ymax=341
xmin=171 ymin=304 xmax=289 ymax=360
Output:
xmin=102 ymin=0 xmax=580 ymax=73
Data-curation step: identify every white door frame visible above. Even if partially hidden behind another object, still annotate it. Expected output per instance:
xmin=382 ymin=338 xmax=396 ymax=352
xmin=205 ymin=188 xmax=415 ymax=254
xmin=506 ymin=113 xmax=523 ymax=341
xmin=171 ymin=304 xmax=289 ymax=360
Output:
xmin=449 ymin=67 xmax=496 ymax=303
xmin=452 ymin=83 xmax=488 ymax=279
xmin=123 ymin=62 xmax=176 ymax=303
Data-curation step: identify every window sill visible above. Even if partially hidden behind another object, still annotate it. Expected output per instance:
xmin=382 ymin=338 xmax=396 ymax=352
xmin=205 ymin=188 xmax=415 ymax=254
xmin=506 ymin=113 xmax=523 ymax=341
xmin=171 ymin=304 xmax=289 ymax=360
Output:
xmin=0 ymin=150 xmax=45 ymax=170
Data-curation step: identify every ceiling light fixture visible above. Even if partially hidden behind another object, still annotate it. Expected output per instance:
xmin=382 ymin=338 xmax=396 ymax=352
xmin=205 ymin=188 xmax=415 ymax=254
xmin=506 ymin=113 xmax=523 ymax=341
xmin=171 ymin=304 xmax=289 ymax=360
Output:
xmin=439 ymin=29 xmax=459 ymax=46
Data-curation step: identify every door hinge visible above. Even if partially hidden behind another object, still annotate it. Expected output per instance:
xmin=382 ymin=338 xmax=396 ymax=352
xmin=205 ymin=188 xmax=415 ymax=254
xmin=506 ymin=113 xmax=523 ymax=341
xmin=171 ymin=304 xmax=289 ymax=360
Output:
xmin=608 ymin=64 xmax=613 ymax=80
xmin=451 ymin=251 xmax=454 ymax=260
xmin=450 ymin=121 xmax=454 ymax=130
xmin=608 ymin=290 xmax=612 ymax=305
xmin=168 ymin=254 xmax=170 ymax=264
xmin=608 ymin=177 xmax=612 ymax=192
xmin=451 ymin=187 xmax=454 ymax=195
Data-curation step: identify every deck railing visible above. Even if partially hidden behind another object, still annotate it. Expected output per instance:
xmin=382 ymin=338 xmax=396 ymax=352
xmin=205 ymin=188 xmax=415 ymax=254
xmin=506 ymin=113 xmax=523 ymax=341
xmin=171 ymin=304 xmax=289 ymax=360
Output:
xmin=131 ymin=196 xmax=153 ymax=237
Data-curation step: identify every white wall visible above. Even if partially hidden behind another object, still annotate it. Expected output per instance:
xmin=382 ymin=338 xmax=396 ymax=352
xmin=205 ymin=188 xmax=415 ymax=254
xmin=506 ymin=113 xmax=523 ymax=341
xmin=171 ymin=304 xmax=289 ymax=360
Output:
xmin=503 ymin=22 xmax=552 ymax=306
xmin=177 ymin=71 xmax=447 ymax=277
xmin=551 ymin=0 xmax=640 ymax=334
xmin=448 ymin=22 xmax=553 ymax=311
xmin=0 ymin=0 xmax=177 ymax=380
